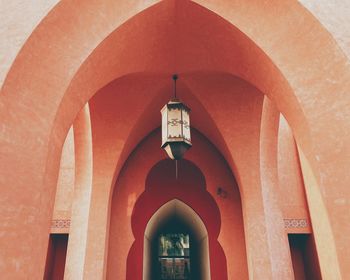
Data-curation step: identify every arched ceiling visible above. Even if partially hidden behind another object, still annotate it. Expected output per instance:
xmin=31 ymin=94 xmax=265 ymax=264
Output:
xmin=3 ymin=0 xmax=349 ymax=193
xmin=89 ymin=71 xmax=264 ymax=192
xmin=62 ymin=0 xmax=303 ymax=134
xmin=2 ymin=0 xmax=350 ymax=87
xmin=76 ymin=0 xmax=298 ymax=189
xmin=1 ymin=1 xmax=350 ymax=278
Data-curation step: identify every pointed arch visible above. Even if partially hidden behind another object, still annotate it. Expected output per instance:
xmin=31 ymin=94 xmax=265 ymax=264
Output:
xmin=143 ymin=199 xmax=210 ymax=280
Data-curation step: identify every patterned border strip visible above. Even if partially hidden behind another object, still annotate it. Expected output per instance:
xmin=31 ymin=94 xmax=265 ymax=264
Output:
xmin=52 ymin=219 xmax=307 ymax=229
xmin=284 ymin=219 xmax=308 ymax=228
xmin=52 ymin=219 xmax=71 ymax=229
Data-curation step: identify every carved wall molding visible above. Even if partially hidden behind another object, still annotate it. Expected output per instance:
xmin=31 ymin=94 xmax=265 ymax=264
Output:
xmin=51 ymin=219 xmax=70 ymax=229
xmin=284 ymin=218 xmax=308 ymax=229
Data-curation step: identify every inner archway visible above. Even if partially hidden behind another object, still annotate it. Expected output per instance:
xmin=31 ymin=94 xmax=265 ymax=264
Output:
xmin=144 ymin=199 xmax=210 ymax=280
xmin=126 ymin=157 xmax=229 ymax=280
xmin=107 ymin=128 xmax=247 ymax=279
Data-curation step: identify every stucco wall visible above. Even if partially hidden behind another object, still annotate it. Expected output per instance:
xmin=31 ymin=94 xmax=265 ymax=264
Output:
xmin=1 ymin=1 xmax=349 ymax=279
xmin=1 ymin=0 xmax=350 ymax=89
xmin=51 ymin=126 xmax=75 ymax=233
xmin=0 ymin=0 xmax=59 ymax=86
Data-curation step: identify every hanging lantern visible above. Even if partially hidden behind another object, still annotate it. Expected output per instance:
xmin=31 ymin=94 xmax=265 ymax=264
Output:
xmin=161 ymin=75 xmax=192 ymax=160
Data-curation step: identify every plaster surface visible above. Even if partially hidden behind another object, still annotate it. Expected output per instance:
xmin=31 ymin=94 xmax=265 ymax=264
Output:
xmin=0 ymin=1 xmax=349 ymax=279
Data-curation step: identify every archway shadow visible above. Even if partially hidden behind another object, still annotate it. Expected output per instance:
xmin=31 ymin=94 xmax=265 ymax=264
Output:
xmin=126 ymin=159 xmax=228 ymax=280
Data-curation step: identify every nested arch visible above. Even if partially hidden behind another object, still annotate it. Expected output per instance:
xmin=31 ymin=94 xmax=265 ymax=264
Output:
xmin=108 ymin=128 xmax=246 ymax=280
xmin=3 ymin=0 xmax=350 ymax=190
xmin=1 ymin=0 xmax=350 ymax=278
xmin=127 ymin=158 xmax=228 ymax=280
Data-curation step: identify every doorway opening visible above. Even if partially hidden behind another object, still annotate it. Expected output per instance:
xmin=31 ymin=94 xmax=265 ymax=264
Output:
xmin=143 ymin=199 xmax=211 ymax=280
xmin=44 ymin=234 xmax=68 ymax=280
xmin=288 ymin=234 xmax=322 ymax=279
xmin=158 ymin=232 xmax=191 ymax=279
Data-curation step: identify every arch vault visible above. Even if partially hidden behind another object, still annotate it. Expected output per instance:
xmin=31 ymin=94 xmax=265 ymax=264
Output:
xmin=0 ymin=0 xmax=349 ymax=279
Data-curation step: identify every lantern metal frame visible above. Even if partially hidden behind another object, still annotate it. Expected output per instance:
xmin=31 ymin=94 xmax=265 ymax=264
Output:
xmin=161 ymin=75 xmax=192 ymax=161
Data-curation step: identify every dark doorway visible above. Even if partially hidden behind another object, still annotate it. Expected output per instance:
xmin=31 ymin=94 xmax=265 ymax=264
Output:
xmin=288 ymin=234 xmax=321 ymax=280
xmin=158 ymin=233 xmax=191 ymax=279
xmin=44 ymin=234 xmax=69 ymax=280
xmin=143 ymin=200 xmax=210 ymax=280
xmin=151 ymin=216 xmax=201 ymax=280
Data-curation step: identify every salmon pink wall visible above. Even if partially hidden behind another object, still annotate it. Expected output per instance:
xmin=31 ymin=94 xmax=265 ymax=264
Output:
xmin=51 ymin=127 xmax=75 ymax=234
xmin=1 ymin=0 xmax=350 ymax=278
xmin=278 ymin=116 xmax=311 ymax=233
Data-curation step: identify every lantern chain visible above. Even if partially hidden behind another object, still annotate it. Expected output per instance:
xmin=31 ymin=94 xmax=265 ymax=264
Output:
xmin=173 ymin=74 xmax=178 ymax=99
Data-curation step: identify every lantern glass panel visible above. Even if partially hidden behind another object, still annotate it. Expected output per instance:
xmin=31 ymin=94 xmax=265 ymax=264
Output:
xmin=167 ymin=107 xmax=182 ymax=140
xmin=161 ymin=106 xmax=168 ymax=146
xmin=182 ymin=109 xmax=190 ymax=142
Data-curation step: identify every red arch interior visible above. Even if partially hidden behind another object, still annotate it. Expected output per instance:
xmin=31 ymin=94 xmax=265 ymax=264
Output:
xmin=128 ymin=159 xmax=227 ymax=280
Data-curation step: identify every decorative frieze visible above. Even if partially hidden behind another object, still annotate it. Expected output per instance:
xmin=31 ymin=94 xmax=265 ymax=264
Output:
xmin=51 ymin=219 xmax=70 ymax=229
xmin=284 ymin=218 xmax=308 ymax=229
